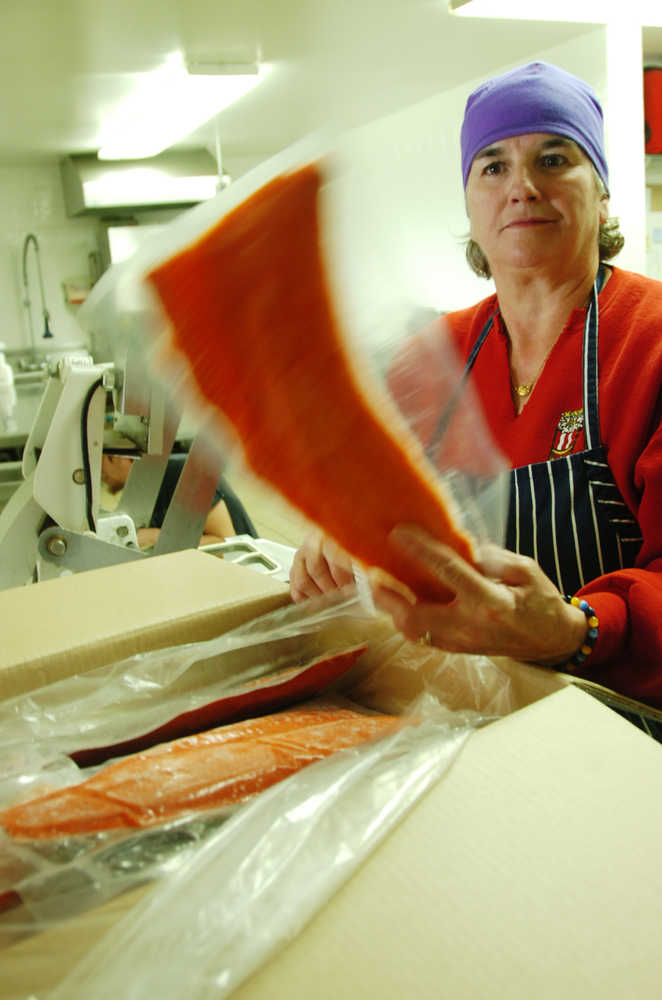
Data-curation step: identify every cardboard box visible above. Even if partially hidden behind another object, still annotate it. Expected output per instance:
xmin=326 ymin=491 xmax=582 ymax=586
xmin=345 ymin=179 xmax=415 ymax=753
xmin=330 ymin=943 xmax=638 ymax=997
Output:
xmin=0 ymin=548 xmax=290 ymax=700
xmin=231 ymin=685 xmax=662 ymax=1000
xmin=0 ymin=554 xmax=660 ymax=999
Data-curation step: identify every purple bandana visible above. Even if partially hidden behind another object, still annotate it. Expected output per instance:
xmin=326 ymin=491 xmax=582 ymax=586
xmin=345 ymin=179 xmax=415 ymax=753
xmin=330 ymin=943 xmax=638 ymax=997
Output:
xmin=460 ymin=61 xmax=609 ymax=193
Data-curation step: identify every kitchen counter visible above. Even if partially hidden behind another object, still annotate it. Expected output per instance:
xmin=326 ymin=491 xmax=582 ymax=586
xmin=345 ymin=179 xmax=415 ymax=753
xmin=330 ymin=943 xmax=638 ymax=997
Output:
xmin=0 ymin=371 xmax=200 ymax=456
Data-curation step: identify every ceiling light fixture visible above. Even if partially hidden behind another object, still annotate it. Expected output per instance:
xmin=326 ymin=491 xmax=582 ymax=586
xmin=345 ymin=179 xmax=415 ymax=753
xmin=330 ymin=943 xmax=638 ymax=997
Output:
xmin=448 ymin=0 xmax=662 ymax=23
xmin=98 ymin=53 xmax=266 ymax=161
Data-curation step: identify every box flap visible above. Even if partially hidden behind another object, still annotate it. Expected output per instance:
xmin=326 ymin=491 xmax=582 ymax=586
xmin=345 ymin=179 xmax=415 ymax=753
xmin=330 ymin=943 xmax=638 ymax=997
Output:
xmin=0 ymin=550 xmax=289 ymax=700
xmin=230 ymin=687 xmax=662 ymax=1000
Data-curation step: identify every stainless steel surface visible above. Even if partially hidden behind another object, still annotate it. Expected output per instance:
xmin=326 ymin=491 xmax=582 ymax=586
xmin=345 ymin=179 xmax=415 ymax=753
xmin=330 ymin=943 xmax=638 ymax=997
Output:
xmin=38 ymin=525 xmax=146 ymax=573
xmin=152 ymin=433 xmax=222 ymax=555
xmin=46 ymin=534 xmax=68 ymax=557
xmin=201 ymin=535 xmax=295 ymax=583
xmin=115 ymin=387 xmax=180 ymax=528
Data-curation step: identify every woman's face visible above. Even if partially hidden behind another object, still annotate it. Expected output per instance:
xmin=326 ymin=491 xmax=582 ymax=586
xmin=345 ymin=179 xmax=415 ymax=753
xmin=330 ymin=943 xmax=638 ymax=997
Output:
xmin=465 ymin=132 xmax=608 ymax=279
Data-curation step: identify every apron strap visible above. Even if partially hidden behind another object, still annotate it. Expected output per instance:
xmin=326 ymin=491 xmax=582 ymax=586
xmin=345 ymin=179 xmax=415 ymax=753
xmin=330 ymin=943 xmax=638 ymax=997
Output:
xmin=425 ymin=309 xmax=496 ymax=463
xmin=428 ymin=266 xmax=606 ymax=462
xmin=583 ymin=264 xmax=607 ymax=450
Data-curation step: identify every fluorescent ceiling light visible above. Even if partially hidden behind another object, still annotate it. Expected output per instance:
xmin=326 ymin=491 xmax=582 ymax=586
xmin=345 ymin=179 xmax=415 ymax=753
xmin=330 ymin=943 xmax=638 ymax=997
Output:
xmin=98 ymin=53 xmax=266 ymax=160
xmin=449 ymin=0 xmax=662 ymax=23
xmin=83 ymin=167 xmax=219 ymax=208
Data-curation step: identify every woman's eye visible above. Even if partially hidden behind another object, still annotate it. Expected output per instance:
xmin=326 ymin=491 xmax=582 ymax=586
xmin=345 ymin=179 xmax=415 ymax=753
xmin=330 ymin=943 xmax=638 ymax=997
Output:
xmin=539 ymin=154 xmax=567 ymax=168
xmin=482 ymin=161 xmax=503 ymax=176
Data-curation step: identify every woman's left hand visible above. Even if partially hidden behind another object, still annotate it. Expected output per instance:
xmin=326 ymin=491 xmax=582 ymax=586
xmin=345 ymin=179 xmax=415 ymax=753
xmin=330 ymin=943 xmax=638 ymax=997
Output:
xmin=371 ymin=525 xmax=588 ymax=666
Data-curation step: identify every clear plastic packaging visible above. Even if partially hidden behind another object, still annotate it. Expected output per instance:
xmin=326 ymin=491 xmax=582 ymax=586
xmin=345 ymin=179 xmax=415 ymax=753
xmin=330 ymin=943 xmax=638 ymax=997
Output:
xmin=0 ymin=590 xmax=386 ymax=780
xmin=79 ymin=140 xmax=509 ymax=568
xmin=1 ymin=143 xmax=521 ymax=995
xmin=0 ymin=588 xmax=517 ymax=972
xmin=44 ymin=706 xmax=478 ymax=1000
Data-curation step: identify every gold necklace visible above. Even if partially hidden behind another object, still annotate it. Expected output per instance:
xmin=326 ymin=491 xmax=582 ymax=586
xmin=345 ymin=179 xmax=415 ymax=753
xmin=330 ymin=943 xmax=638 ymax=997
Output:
xmin=509 ymin=342 xmax=555 ymax=401
xmin=513 ymin=379 xmax=535 ymax=398
xmin=507 ymin=270 xmax=608 ymax=402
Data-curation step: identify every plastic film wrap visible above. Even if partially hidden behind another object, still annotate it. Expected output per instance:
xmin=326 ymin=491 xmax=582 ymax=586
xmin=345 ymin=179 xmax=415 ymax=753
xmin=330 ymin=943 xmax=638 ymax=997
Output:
xmin=0 ymin=594 xmax=397 ymax=784
xmin=43 ymin=707 xmax=477 ymax=1000
xmin=0 ymin=587 xmax=518 ymax=974
xmin=0 ymin=591 xmax=376 ymax=939
xmin=79 ymin=141 xmax=508 ymax=582
xmin=4 ymin=141 xmax=523 ymax=995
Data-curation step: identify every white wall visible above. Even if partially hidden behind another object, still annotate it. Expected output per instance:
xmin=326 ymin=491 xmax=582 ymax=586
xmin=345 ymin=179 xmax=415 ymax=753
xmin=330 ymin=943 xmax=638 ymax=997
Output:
xmin=604 ymin=20 xmax=647 ymax=273
xmin=0 ymin=162 xmax=98 ymax=353
xmin=0 ymin=22 xmax=647 ymax=359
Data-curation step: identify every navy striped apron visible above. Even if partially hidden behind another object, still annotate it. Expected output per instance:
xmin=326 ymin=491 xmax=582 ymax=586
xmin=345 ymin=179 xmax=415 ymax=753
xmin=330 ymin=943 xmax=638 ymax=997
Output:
xmin=453 ymin=268 xmax=661 ymax=739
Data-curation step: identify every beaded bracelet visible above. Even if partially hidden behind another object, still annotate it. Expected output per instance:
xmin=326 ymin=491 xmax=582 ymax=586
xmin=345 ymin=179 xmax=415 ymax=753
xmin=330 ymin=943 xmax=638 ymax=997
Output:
xmin=564 ymin=595 xmax=599 ymax=669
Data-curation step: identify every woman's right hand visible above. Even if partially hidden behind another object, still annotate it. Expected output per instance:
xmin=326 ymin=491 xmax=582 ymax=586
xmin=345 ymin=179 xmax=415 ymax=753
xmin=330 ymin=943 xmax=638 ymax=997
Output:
xmin=289 ymin=530 xmax=355 ymax=602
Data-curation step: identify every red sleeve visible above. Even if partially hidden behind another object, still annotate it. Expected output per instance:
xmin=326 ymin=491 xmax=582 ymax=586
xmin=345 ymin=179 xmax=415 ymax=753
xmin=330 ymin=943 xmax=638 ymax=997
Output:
xmin=578 ymin=408 xmax=662 ymax=706
xmin=578 ymin=570 xmax=662 ymax=706
xmin=575 ymin=271 xmax=662 ymax=706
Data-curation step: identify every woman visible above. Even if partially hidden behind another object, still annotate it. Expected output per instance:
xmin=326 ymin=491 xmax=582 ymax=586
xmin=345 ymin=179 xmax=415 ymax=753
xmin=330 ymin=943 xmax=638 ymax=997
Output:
xmin=290 ymin=61 xmax=662 ymax=714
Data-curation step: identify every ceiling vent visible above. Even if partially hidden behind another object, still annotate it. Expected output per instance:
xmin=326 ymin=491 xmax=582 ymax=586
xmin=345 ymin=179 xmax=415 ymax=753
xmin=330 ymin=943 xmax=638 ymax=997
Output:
xmin=60 ymin=149 xmax=220 ymax=216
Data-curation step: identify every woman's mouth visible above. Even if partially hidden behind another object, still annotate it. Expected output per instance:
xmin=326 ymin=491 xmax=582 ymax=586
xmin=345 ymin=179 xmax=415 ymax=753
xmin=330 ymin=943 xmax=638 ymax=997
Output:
xmin=505 ymin=218 xmax=555 ymax=229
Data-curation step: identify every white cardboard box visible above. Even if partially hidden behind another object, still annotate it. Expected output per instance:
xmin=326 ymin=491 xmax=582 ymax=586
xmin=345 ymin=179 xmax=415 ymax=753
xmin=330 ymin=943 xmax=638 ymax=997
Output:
xmin=232 ymin=685 xmax=662 ymax=1000
xmin=0 ymin=548 xmax=290 ymax=700
xmin=0 ymin=553 xmax=660 ymax=999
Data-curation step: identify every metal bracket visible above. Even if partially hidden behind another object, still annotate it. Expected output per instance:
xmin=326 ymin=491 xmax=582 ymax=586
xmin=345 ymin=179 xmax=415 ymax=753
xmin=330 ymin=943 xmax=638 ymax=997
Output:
xmin=38 ymin=525 xmax=146 ymax=575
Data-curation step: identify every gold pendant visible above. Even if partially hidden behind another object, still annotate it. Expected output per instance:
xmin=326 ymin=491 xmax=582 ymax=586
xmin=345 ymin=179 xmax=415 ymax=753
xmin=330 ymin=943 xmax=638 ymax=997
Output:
xmin=514 ymin=382 xmax=533 ymax=397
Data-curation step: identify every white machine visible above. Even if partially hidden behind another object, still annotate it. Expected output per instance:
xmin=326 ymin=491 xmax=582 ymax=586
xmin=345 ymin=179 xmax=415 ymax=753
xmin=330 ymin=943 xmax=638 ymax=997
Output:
xmin=0 ymin=354 xmax=293 ymax=589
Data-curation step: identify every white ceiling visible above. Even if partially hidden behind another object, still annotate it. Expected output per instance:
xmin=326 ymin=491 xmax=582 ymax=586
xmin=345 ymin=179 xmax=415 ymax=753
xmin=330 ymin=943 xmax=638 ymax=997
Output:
xmin=3 ymin=1 xmax=662 ymax=177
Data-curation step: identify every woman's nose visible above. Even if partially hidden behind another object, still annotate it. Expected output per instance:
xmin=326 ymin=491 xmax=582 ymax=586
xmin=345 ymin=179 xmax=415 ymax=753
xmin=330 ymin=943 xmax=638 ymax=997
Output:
xmin=508 ymin=166 xmax=539 ymax=202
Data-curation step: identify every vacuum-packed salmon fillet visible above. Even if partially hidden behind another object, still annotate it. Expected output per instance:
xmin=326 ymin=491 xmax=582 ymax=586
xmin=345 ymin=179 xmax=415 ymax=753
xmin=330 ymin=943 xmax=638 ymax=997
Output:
xmin=0 ymin=699 xmax=400 ymax=840
xmin=146 ymin=163 xmax=474 ymax=603
xmin=71 ymin=644 xmax=369 ymax=768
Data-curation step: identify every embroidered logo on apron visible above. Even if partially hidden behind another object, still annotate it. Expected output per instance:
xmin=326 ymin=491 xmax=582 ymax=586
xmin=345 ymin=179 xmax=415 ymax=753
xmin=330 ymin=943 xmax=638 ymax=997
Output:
xmin=550 ymin=409 xmax=584 ymax=458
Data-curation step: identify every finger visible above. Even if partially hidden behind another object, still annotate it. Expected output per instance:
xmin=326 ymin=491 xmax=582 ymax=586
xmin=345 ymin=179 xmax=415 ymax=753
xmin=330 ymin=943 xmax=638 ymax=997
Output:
xmin=289 ymin=550 xmax=324 ymax=602
xmin=474 ymin=543 xmax=538 ymax=585
xmin=371 ymin=584 xmax=411 ymax=617
xmin=373 ymin=587 xmax=451 ymax=645
xmin=371 ymin=585 xmax=422 ymax=638
xmin=306 ymin=551 xmax=344 ymax=593
xmin=389 ymin=525 xmax=484 ymax=599
xmin=323 ymin=543 xmax=355 ymax=589
xmin=329 ymin=566 xmax=355 ymax=589
xmin=290 ymin=579 xmax=324 ymax=602
xmin=290 ymin=531 xmax=352 ymax=601
xmin=289 ymin=578 xmax=323 ymax=602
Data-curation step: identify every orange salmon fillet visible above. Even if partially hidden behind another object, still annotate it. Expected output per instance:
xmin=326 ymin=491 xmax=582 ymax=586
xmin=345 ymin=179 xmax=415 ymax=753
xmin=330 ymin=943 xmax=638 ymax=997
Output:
xmin=0 ymin=699 xmax=400 ymax=840
xmin=71 ymin=644 xmax=368 ymax=768
xmin=146 ymin=163 xmax=473 ymax=602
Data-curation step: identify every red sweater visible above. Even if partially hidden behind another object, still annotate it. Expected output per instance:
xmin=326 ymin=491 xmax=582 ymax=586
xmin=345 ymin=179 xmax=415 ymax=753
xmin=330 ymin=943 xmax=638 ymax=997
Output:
xmin=391 ymin=267 xmax=662 ymax=705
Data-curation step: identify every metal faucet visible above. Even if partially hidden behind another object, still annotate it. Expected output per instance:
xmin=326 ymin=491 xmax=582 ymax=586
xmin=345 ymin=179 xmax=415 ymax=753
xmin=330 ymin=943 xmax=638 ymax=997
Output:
xmin=22 ymin=233 xmax=54 ymax=360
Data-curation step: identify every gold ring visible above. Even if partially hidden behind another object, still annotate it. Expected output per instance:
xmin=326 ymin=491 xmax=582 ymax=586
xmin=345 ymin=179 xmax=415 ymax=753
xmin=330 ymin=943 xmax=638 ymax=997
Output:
xmin=417 ymin=631 xmax=432 ymax=646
